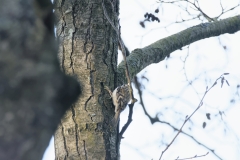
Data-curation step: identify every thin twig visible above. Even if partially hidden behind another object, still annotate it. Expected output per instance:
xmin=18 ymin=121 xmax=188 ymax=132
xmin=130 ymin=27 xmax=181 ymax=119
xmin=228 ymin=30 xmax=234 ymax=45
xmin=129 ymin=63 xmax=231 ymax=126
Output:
xmin=102 ymin=0 xmax=136 ymax=103
xmin=102 ymin=2 xmax=119 ymax=32
xmin=134 ymin=76 xmax=223 ymax=160
xmin=102 ymin=0 xmax=137 ymax=137
xmin=159 ymin=0 xmax=240 ymax=22
xmin=175 ymin=152 xmax=209 ymax=160
xmin=119 ymin=103 xmax=134 ymax=137
xmin=159 ymin=73 xmax=229 ymax=160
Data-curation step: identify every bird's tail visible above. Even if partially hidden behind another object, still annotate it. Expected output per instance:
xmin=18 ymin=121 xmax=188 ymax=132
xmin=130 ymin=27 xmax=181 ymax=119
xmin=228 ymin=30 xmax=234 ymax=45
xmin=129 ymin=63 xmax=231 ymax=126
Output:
xmin=111 ymin=111 xmax=120 ymax=128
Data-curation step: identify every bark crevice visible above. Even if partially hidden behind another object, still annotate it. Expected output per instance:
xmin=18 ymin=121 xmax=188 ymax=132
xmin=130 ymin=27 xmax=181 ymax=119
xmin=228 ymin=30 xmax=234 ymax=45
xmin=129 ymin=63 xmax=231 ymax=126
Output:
xmin=54 ymin=0 xmax=119 ymax=159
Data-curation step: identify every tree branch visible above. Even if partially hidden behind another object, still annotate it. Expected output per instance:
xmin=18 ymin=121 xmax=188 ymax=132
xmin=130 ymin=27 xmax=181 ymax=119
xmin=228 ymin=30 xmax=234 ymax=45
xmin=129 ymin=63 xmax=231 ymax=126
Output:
xmin=117 ymin=15 xmax=240 ymax=84
xmin=134 ymin=76 xmax=224 ymax=160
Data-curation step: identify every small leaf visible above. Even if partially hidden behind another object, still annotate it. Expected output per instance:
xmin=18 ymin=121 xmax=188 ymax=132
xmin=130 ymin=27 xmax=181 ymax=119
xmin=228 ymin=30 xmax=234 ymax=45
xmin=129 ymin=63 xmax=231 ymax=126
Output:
xmin=219 ymin=111 xmax=222 ymax=116
xmin=230 ymin=99 xmax=235 ymax=104
xmin=221 ymin=77 xmax=224 ymax=88
xmin=223 ymin=73 xmax=229 ymax=75
xmin=144 ymin=12 xmax=148 ymax=18
xmin=155 ymin=9 xmax=159 ymax=13
xmin=206 ymin=113 xmax=211 ymax=120
xmin=139 ymin=21 xmax=145 ymax=28
xmin=185 ymin=115 xmax=188 ymax=119
xmin=203 ymin=122 xmax=206 ymax=128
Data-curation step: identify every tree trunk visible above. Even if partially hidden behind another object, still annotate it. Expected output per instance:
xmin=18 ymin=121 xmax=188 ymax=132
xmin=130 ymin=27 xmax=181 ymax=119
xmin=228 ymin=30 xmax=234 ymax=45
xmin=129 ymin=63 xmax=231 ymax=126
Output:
xmin=54 ymin=0 xmax=120 ymax=159
xmin=0 ymin=0 xmax=80 ymax=160
xmin=53 ymin=0 xmax=240 ymax=159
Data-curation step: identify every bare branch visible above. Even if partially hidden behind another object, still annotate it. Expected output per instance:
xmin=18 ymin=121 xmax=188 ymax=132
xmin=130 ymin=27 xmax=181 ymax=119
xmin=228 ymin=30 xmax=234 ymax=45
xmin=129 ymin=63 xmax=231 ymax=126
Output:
xmin=117 ymin=15 xmax=240 ymax=85
xmin=175 ymin=152 xmax=209 ymax=160
xmin=102 ymin=0 xmax=136 ymax=103
xmin=134 ymin=76 xmax=223 ymax=160
xmin=119 ymin=103 xmax=134 ymax=138
xmin=159 ymin=0 xmax=240 ymax=22
xmin=159 ymin=73 xmax=229 ymax=160
xmin=102 ymin=0 xmax=137 ymax=140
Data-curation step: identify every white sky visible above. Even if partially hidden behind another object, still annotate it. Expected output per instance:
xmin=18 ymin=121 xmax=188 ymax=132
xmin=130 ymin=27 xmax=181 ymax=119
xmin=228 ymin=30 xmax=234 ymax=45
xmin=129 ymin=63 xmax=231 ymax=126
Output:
xmin=43 ymin=0 xmax=240 ymax=159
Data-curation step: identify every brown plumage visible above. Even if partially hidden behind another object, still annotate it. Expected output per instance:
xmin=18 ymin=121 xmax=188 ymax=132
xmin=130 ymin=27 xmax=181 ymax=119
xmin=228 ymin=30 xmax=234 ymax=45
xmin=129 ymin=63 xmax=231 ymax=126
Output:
xmin=105 ymin=84 xmax=130 ymax=127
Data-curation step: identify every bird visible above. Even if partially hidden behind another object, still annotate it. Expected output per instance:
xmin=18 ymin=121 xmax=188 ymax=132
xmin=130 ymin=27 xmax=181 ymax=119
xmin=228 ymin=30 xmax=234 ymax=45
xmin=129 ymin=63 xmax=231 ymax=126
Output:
xmin=105 ymin=84 xmax=130 ymax=127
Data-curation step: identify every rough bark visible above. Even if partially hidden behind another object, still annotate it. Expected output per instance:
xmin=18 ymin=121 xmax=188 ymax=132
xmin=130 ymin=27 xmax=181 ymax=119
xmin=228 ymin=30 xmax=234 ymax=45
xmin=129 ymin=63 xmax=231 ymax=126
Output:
xmin=54 ymin=0 xmax=120 ymax=159
xmin=117 ymin=15 xmax=240 ymax=84
xmin=0 ymin=0 xmax=80 ymax=160
xmin=53 ymin=0 xmax=240 ymax=159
